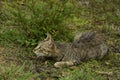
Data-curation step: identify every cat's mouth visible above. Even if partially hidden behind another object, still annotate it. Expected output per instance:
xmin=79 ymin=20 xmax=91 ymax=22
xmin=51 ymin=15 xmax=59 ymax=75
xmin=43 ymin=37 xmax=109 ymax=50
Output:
xmin=33 ymin=49 xmax=53 ymax=57
xmin=33 ymin=50 xmax=45 ymax=57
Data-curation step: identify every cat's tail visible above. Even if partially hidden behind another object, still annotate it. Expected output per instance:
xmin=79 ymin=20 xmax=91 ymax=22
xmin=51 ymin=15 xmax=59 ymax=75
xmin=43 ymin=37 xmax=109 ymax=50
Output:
xmin=73 ymin=31 xmax=106 ymax=47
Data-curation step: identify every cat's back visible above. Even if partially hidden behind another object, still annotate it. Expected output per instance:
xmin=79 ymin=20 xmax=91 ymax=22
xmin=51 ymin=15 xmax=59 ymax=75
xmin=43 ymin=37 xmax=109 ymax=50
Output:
xmin=56 ymin=42 xmax=72 ymax=53
xmin=73 ymin=31 xmax=105 ymax=46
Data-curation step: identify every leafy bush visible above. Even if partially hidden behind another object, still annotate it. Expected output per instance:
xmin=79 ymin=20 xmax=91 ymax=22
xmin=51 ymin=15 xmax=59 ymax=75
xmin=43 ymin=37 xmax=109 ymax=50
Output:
xmin=0 ymin=0 xmax=78 ymax=46
xmin=0 ymin=0 xmax=120 ymax=47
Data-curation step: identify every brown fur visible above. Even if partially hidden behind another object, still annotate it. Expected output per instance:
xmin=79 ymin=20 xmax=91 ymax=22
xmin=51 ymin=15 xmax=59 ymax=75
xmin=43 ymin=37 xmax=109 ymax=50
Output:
xmin=33 ymin=31 xmax=108 ymax=68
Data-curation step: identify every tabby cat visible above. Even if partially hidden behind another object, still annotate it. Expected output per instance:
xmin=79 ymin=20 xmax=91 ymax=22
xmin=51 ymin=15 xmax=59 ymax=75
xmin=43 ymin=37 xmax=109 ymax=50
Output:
xmin=33 ymin=31 xmax=108 ymax=68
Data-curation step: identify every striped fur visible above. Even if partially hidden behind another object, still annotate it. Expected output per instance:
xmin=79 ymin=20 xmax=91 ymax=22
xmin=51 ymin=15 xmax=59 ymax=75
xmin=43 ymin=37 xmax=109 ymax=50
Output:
xmin=33 ymin=31 xmax=108 ymax=68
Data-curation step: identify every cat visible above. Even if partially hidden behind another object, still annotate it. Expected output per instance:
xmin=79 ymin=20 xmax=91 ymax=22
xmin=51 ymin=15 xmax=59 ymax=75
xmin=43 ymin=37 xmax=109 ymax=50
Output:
xmin=33 ymin=31 xmax=108 ymax=68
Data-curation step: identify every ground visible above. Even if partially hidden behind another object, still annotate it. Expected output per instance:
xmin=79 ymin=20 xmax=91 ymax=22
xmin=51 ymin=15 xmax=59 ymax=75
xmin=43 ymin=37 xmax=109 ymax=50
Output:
xmin=0 ymin=0 xmax=120 ymax=80
xmin=0 ymin=37 xmax=120 ymax=80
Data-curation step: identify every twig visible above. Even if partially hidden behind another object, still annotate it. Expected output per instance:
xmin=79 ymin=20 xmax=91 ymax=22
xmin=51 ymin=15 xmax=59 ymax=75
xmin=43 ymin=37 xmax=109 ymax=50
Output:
xmin=94 ymin=71 xmax=113 ymax=76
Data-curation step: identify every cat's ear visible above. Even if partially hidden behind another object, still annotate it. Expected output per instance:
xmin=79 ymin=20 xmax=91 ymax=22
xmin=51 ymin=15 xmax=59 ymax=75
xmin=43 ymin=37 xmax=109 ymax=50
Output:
xmin=44 ymin=33 xmax=52 ymax=41
xmin=49 ymin=40 xmax=56 ymax=49
xmin=45 ymin=33 xmax=56 ymax=49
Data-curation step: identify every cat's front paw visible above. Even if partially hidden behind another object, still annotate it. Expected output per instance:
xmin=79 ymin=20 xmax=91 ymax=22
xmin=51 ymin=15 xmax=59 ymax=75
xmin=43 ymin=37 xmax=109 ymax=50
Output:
xmin=54 ymin=61 xmax=74 ymax=68
xmin=54 ymin=62 xmax=64 ymax=68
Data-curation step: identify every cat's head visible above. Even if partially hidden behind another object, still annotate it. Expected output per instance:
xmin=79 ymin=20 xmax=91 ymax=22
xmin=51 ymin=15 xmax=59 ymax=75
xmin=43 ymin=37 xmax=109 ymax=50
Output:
xmin=33 ymin=33 xmax=57 ymax=57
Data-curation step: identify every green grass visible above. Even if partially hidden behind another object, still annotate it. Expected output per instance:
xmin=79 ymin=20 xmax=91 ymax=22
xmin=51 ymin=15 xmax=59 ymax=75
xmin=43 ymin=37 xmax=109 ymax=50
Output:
xmin=60 ymin=55 xmax=120 ymax=80
xmin=59 ymin=64 xmax=105 ymax=80
xmin=0 ymin=0 xmax=120 ymax=80
xmin=0 ymin=63 xmax=39 ymax=80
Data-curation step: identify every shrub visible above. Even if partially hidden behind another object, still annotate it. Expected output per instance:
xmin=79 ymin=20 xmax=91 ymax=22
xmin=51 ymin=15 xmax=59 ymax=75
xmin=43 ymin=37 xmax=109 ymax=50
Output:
xmin=0 ymin=0 xmax=78 ymax=46
xmin=1 ymin=0 xmax=120 ymax=47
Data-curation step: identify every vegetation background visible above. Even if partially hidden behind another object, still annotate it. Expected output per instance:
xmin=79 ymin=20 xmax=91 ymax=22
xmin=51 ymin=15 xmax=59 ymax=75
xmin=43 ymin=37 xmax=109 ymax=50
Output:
xmin=0 ymin=0 xmax=120 ymax=80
